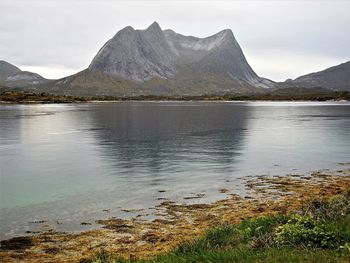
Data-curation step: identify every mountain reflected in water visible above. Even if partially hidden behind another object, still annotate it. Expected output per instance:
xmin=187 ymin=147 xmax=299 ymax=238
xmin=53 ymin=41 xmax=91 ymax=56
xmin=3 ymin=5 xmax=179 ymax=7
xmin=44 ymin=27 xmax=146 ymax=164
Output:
xmin=88 ymin=102 xmax=250 ymax=185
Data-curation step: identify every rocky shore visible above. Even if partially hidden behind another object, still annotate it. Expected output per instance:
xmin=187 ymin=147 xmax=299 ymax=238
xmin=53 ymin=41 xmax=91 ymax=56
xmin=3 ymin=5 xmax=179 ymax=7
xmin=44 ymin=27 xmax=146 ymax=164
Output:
xmin=1 ymin=167 xmax=350 ymax=262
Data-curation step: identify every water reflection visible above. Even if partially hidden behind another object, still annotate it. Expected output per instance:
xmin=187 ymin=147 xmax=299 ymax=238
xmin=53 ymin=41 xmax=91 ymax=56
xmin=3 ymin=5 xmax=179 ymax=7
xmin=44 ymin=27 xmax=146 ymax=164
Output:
xmin=87 ymin=102 xmax=250 ymax=186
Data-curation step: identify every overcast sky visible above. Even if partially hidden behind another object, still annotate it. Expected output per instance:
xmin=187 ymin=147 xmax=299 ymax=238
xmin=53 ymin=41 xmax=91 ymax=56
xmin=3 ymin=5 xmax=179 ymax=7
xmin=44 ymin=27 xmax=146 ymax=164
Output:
xmin=1 ymin=0 xmax=349 ymax=81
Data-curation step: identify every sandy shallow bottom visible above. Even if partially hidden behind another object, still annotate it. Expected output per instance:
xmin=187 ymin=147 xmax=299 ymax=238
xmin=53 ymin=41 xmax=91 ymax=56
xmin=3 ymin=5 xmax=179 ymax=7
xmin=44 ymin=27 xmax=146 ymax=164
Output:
xmin=1 ymin=167 xmax=350 ymax=263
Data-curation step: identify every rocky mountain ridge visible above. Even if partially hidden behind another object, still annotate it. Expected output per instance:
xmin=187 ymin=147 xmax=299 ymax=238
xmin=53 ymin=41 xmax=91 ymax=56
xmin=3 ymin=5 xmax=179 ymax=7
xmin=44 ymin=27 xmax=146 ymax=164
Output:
xmin=79 ymin=22 xmax=276 ymax=95
xmin=0 ymin=60 xmax=48 ymax=87
xmin=1 ymin=22 xmax=349 ymax=96
xmin=284 ymin=61 xmax=350 ymax=91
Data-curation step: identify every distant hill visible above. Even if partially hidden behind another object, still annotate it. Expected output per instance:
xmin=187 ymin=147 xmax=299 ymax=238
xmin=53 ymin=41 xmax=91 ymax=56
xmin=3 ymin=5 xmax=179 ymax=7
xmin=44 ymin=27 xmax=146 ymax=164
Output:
xmin=283 ymin=61 xmax=350 ymax=91
xmin=0 ymin=60 xmax=49 ymax=88
xmin=45 ymin=22 xmax=277 ymax=96
xmin=0 ymin=61 xmax=21 ymax=80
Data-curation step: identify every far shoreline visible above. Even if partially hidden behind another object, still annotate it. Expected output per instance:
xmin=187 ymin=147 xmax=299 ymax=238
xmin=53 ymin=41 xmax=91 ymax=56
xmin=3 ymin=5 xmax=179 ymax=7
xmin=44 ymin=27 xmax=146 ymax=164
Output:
xmin=1 ymin=90 xmax=349 ymax=104
xmin=2 ymin=100 xmax=350 ymax=105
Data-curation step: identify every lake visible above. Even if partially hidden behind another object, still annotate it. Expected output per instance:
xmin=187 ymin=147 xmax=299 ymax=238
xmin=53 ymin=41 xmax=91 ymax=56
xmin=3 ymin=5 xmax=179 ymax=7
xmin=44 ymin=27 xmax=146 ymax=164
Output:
xmin=0 ymin=101 xmax=349 ymax=239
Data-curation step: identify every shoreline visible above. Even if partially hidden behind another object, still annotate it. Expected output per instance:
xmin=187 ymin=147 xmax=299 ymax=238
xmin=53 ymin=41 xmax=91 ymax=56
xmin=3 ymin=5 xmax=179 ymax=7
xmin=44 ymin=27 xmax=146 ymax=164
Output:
xmin=1 ymin=168 xmax=349 ymax=262
xmin=1 ymin=99 xmax=349 ymax=105
xmin=1 ymin=90 xmax=349 ymax=104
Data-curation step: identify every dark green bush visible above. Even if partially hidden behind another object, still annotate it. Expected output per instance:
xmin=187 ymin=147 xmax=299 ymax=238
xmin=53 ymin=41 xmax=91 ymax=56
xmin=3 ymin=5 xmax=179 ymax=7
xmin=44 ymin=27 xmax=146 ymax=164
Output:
xmin=275 ymin=214 xmax=338 ymax=249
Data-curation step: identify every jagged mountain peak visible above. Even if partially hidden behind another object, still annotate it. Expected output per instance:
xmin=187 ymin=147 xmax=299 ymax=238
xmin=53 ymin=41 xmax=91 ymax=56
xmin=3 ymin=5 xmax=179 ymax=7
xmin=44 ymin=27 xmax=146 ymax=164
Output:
xmin=216 ymin=28 xmax=234 ymax=37
xmin=112 ymin=22 xmax=162 ymax=40
xmin=111 ymin=26 xmax=136 ymax=41
xmin=141 ymin=21 xmax=165 ymax=40
xmin=89 ymin=22 xmax=176 ymax=82
xmin=87 ymin=22 xmax=276 ymax=89
xmin=146 ymin=21 xmax=162 ymax=32
xmin=118 ymin=25 xmax=135 ymax=33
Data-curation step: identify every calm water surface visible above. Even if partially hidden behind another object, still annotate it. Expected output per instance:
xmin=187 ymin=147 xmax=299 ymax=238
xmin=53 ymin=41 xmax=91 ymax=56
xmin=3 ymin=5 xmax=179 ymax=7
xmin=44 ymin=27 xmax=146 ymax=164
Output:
xmin=0 ymin=101 xmax=349 ymax=239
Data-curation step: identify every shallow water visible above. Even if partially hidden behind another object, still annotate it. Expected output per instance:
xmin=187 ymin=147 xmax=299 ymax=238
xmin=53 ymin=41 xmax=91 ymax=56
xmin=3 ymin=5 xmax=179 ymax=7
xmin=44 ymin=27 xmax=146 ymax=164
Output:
xmin=0 ymin=101 xmax=349 ymax=239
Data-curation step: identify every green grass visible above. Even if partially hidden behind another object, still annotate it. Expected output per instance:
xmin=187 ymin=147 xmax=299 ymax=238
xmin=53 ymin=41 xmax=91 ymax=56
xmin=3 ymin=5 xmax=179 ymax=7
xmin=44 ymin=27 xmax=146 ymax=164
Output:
xmin=88 ymin=190 xmax=350 ymax=263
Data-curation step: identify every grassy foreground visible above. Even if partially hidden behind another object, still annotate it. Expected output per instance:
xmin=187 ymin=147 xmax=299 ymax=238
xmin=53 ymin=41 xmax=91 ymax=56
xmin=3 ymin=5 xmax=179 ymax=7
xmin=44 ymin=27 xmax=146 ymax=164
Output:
xmin=89 ymin=190 xmax=350 ymax=263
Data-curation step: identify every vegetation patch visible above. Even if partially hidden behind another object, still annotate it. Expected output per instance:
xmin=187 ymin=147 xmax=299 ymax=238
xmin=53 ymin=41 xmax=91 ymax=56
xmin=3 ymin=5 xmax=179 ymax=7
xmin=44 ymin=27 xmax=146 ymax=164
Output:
xmin=89 ymin=189 xmax=350 ymax=263
xmin=0 ymin=91 xmax=89 ymax=103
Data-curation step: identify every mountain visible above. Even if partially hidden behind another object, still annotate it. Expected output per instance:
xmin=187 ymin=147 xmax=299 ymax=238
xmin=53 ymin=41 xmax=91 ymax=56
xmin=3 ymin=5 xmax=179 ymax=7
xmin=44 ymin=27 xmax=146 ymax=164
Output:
xmin=47 ymin=22 xmax=277 ymax=96
xmin=283 ymin=61 xmax=350 ymax=91
xmin=162 ymin=27 xmax=273 ymax=89
xmin=0 ymin=60 xmax=48 ymax=88
xmin=89 ymin=22 xmax=176 ymax=82
xmin=0 ymin=61 xmax=21 ymax=80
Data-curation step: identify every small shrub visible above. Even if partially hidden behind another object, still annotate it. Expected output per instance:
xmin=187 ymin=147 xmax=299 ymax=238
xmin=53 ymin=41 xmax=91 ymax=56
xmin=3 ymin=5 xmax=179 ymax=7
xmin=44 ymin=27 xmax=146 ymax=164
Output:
xmin=237 ymin=216 xmax=285 ymax=249
xmin=303 ymin=189 xmax=350 ymax=221
xmin=275 ymin=214 xmax=338 ymax=249
xmin=238 ymin=216 xmax=285 ymax=241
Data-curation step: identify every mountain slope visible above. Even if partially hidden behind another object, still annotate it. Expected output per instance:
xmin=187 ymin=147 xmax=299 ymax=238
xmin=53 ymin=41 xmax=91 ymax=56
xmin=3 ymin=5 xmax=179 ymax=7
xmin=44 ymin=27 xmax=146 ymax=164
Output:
xmin=89 ymin=22 xmax=176 ymax=82
xmin=0 ymin=60 xmax=48 ymax=87
xmin=284 ymin=61 xmax=350 ymax=91
xmin=163 ymin=28 xmax=274 ymax=89
xmin=49 ymin=22 xmax=276 ymax=96
xmin=0 ymin=60 xmax=21 ymax=80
